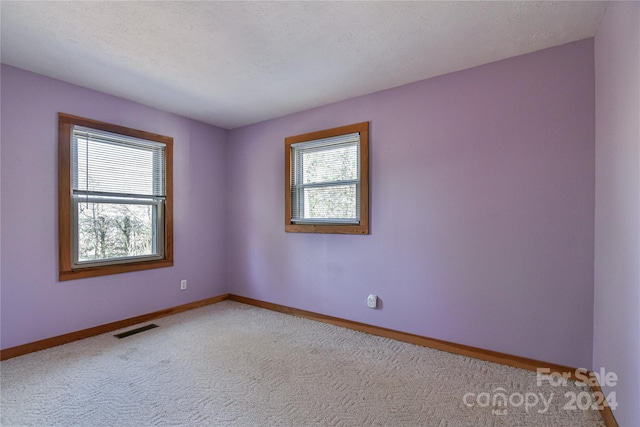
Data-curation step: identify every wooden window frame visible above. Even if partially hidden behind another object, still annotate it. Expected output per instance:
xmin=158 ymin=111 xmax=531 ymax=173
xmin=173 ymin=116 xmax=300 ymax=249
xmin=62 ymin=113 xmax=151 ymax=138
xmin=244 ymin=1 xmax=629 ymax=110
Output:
xmin=58 ymin=113 xmax=173 ymax=281
xmin=285 ymin=122 xmax=369 ymax=234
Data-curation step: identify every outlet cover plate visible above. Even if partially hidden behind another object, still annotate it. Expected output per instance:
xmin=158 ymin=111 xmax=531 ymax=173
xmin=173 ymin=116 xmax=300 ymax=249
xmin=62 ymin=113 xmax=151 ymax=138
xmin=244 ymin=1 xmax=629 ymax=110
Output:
xmin=367 ymin=294 xmax=378 ymax=308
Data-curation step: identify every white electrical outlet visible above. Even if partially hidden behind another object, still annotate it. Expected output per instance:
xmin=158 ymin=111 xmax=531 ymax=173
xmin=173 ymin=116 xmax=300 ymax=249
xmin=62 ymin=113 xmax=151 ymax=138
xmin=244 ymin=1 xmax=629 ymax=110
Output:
xmin=367 ymin=294 xmax=378 ymax=309
xmin=180 ymin=280 xmax=187 ymax=290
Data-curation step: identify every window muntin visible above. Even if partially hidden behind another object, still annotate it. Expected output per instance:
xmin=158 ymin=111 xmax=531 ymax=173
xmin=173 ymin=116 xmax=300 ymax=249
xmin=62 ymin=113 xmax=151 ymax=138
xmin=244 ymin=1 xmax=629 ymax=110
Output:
xmin=285 ymin=122 xmax=369 ymax=234
xmin=59 ymin=113 xmax=173 ymax=280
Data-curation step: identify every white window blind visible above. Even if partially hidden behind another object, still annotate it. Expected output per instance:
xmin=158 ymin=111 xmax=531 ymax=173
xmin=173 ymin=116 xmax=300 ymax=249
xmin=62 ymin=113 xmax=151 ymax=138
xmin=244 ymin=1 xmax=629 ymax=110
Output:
xmin=290 ymin=132 xmax=360 ymax=224
xmin=72 ymin=126 xmax=166 ymax=200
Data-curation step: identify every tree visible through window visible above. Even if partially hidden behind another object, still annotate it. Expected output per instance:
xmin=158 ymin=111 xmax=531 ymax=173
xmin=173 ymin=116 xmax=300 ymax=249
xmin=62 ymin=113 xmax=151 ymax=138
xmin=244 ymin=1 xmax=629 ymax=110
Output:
xmin=58 ymin=114 xmax=173 ymax=280
xmin=76 ymin=195 xmax=156 ymax=262
xmin=285 ymin=122 xmax=369 ymax=234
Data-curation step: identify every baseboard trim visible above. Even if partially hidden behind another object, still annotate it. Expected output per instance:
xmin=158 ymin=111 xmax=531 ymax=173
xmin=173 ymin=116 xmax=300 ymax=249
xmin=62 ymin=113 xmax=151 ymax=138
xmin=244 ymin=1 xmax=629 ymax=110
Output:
xmin=0 ymin=294 xmax=229 ymax=361
xmin=228 ymin=295 xmax=578 ymax=375
xmin=589 ymin=377 xmax=619 ymax=427
xmin=228 ymin=294 xmax=618 ymax=427
xmin=0 ymin=292 xmax=618 ymax=426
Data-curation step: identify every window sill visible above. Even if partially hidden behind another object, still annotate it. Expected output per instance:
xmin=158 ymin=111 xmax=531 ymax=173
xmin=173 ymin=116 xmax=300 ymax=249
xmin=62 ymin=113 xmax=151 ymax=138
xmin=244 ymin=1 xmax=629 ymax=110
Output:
xmin=59 ymin=259 xmax=173 ymax=281
xmin=285 ymin=223 xmax=369 ymax=234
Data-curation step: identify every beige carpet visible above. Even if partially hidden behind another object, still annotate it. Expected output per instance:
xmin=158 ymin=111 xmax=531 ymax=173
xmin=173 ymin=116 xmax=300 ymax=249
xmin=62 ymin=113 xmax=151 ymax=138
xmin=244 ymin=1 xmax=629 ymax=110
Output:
xmin=1 ymin=301 xmax=605 ymax=426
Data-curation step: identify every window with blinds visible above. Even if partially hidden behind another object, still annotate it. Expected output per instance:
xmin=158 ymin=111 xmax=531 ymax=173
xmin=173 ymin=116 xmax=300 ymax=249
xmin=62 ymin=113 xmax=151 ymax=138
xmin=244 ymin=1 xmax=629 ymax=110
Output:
xmin=291 ymin=133 xmax=360 ymax=223
xmin=72 ymin=126 xmax=166 ymax=265
xmin=58 ymin=113 xmax=173 ymax=280
xmin=285 ymin=122 xmax=369 ymax=234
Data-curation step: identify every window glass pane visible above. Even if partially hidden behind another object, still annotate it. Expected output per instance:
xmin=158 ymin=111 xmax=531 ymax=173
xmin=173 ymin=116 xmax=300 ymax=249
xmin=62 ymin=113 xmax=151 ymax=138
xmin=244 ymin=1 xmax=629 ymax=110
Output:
xmin=302 ymin=184 xmax=357 ymax=219
xmin=77 ymin=202 xmax=156 ymax=262
xmin=301 ymin=143 xmax=358 ymax=184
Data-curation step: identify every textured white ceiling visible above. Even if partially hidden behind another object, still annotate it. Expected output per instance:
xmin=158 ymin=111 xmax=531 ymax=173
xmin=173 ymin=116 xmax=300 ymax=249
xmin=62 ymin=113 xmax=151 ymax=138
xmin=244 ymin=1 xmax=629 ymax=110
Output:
xmin=1 ymin=1 xmax=607 ymax=129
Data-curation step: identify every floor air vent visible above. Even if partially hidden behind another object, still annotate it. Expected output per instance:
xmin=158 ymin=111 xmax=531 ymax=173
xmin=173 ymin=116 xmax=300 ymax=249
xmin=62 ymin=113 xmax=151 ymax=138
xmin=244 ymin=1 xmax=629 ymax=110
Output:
xmin=114 ymin=324 xmax=158 ymax=339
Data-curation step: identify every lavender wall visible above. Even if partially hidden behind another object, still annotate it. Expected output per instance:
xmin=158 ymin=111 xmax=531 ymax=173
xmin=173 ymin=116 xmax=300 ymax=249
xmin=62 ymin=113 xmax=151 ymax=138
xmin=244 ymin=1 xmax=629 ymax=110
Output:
xmin=594 ymin=2 xmax=640 ymax=425
xmin=227 ymin=39 xmax=595 ymax=368
xmin=1 ymin=39 xmax=598 ymax=371
xmin=0 ymin=65 xmax=229 ymax=350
